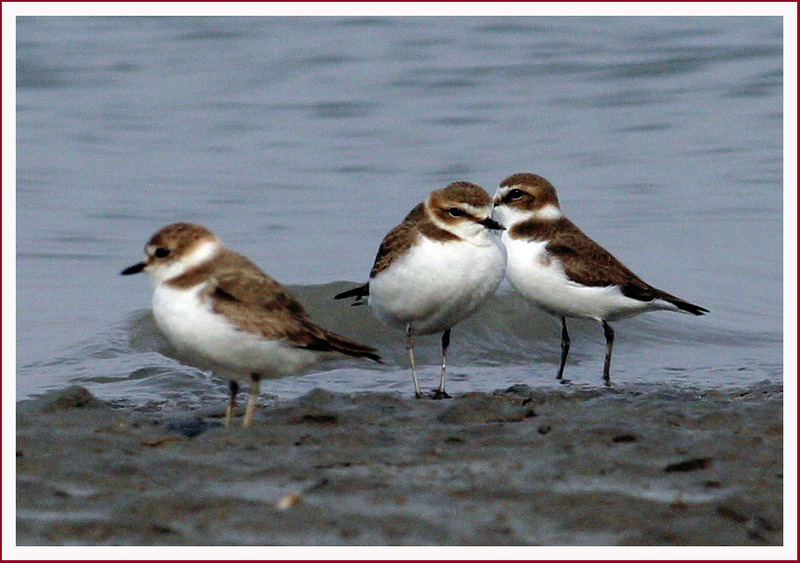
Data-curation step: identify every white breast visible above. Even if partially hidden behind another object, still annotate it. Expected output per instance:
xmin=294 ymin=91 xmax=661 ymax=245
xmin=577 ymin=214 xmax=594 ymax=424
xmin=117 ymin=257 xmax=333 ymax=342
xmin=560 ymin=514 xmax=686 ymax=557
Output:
xmin=152 ymin=283 xmax=318 ymax=380
xmin=369 ymin=234 xmax=507 ymax=334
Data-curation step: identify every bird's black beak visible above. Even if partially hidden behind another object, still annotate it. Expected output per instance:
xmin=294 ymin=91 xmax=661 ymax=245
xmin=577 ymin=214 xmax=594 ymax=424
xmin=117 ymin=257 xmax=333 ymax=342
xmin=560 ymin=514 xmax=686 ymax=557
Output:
xmin=121 ymin=262 xmax=146 ymax=275
xmin=480 ymin=217 xmax=505 ymax=231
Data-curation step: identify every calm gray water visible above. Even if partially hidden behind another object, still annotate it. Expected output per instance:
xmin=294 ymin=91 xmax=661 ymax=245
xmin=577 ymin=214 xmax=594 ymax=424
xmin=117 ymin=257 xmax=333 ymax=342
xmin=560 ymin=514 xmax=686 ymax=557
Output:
xmin=16 ymin=16 xmax=783 ymax=405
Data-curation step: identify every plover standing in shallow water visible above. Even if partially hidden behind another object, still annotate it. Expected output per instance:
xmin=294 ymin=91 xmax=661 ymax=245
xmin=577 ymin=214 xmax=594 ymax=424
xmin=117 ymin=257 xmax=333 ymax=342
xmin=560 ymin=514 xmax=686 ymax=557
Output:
xmin=492 ymin=173 xmax=708 ymax=384
xmin=335 ymin=181 xmax=507 ymax=398
xmin=122 ymin=222 xmax=380 ymax=427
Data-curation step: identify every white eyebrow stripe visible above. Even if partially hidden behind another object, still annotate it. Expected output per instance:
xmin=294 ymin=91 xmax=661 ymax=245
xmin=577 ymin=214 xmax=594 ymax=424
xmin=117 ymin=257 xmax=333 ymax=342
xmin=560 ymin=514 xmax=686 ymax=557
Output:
xmin=459 ymin=203 xmax=491 ymax=217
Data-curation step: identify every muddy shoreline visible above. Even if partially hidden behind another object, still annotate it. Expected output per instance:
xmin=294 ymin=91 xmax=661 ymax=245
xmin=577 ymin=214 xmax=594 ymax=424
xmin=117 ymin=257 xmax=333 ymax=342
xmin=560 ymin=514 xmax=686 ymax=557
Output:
xmin=16 ymin=381 xmax=783 ymax=546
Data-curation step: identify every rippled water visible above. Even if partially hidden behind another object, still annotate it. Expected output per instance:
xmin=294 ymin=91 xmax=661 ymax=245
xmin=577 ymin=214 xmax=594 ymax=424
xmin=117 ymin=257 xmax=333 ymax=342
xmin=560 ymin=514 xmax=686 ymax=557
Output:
xmin=15 ymin=16 xmax=784 ymax=404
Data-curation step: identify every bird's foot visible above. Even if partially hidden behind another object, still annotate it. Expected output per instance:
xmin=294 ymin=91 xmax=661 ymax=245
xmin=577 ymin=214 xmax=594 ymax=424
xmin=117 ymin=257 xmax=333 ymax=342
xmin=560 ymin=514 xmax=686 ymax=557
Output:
xmin=430 ymin=389 xmax=452 ymax=400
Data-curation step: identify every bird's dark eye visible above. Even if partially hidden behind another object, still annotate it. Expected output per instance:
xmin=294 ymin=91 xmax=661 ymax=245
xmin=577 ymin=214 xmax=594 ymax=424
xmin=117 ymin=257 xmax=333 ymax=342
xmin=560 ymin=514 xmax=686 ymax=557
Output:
xmin=507 ymin=189 xmax=525 ymax=201
xmin=154 ymin=247 xmax=170 ymax=258
xmin=447 ymin=207 xmax=466 ymax=217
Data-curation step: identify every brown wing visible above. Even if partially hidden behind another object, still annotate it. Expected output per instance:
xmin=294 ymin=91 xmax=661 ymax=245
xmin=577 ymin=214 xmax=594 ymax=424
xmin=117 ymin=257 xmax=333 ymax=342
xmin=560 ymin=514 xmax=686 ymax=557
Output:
xmin=550 ymin=220 xmax=647 ymax=288
xmin=512 ymin=218 xmax=708 ymax=313
xmin=515 ymin=218 xmax=659 ymax=298
xmin=209 ymin=269 xmax=309 ymax=338
xmin=369 ymin=203 xmax=426 ymax=278
xmin=550 ymin=231 xmax=708 ymax=313
xmin=207 ymin=257 xmax=380 ymax=360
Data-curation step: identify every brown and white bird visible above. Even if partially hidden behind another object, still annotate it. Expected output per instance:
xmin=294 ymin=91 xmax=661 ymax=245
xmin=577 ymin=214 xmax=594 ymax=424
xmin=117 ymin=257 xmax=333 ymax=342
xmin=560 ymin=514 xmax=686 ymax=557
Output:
xmin=492 ymin=173 xmax=708 ymax=384
xmin=335 ymin=181 xmax=507 ymax=399
xmin=122 ymin=223 xmax=380 ymax=426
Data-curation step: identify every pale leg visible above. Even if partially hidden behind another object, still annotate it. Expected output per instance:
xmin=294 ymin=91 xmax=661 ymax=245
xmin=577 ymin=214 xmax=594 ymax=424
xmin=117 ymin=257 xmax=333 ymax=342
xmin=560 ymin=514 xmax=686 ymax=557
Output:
xmin=406 ymin=324 xmax=423 ymax=398
xmin=242 ymin=374 xmax=261 ymax=427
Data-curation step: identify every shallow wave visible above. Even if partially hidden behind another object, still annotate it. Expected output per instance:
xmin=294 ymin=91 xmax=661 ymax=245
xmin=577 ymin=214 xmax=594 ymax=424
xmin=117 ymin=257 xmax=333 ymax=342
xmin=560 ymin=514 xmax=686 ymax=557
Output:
xmin=296 ymin=282 xmax=778 ymax=360
xmin=17 ymin=282 xmax=782 ymax=405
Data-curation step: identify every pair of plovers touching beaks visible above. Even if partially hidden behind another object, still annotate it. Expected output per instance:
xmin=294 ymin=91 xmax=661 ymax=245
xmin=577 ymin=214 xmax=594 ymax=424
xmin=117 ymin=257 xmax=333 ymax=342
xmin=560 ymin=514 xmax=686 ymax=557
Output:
xmin=123 ymin=173 xmax=706 ymax=426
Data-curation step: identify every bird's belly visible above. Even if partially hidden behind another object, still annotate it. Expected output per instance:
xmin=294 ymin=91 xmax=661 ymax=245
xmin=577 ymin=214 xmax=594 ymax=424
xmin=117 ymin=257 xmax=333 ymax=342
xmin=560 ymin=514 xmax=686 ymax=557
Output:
xmin=369 ymin=237 xmax=506 ymax=334
xmin=152 ymin=284 xmax=317 ymax=379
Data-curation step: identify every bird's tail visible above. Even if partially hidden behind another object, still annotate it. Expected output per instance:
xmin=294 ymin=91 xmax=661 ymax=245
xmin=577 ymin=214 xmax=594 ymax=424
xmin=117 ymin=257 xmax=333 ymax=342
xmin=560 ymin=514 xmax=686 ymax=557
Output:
xmin=663 ymin=293 xmax=709 ymax=316
xmin=622 ymin=281 xmax=708 ymax=316
xmin=333 ymin=283 xmax=370 ymax=306
xmin=321 ymin=330 xmax=382 ymax=363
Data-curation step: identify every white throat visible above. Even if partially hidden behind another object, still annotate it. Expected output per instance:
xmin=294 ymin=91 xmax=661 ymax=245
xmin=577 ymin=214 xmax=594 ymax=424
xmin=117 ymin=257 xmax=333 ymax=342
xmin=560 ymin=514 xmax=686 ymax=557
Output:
xmin=492 ymin=203 xmax=529 ymax=229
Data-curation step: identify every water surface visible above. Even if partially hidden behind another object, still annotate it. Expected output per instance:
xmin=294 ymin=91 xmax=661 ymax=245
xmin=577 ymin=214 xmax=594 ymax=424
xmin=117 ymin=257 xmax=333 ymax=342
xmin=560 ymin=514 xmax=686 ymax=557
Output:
xmin=16 ymin=16 xmax=783 ymax=404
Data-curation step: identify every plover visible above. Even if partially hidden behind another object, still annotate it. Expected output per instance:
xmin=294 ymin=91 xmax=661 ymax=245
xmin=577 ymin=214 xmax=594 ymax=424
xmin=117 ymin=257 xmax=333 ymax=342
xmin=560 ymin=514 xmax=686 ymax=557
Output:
xmin=122 ymin=222 xmax=380 ymax=426
xmin=492 ymin=172 xmax=708 ymax=384
xmin=335 ymin=181 xmax=507 ymax=398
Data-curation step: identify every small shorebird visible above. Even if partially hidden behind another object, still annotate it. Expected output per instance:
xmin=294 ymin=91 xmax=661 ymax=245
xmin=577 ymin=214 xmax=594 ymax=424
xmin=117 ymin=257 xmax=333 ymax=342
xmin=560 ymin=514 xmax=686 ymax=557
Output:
xmin=492 ymin=173 xmax=708 ymax=384
xmin=335 ymin=181 xmax=507 ymax=398
xmin=122 ymin=222 xmax=380 ymax=426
